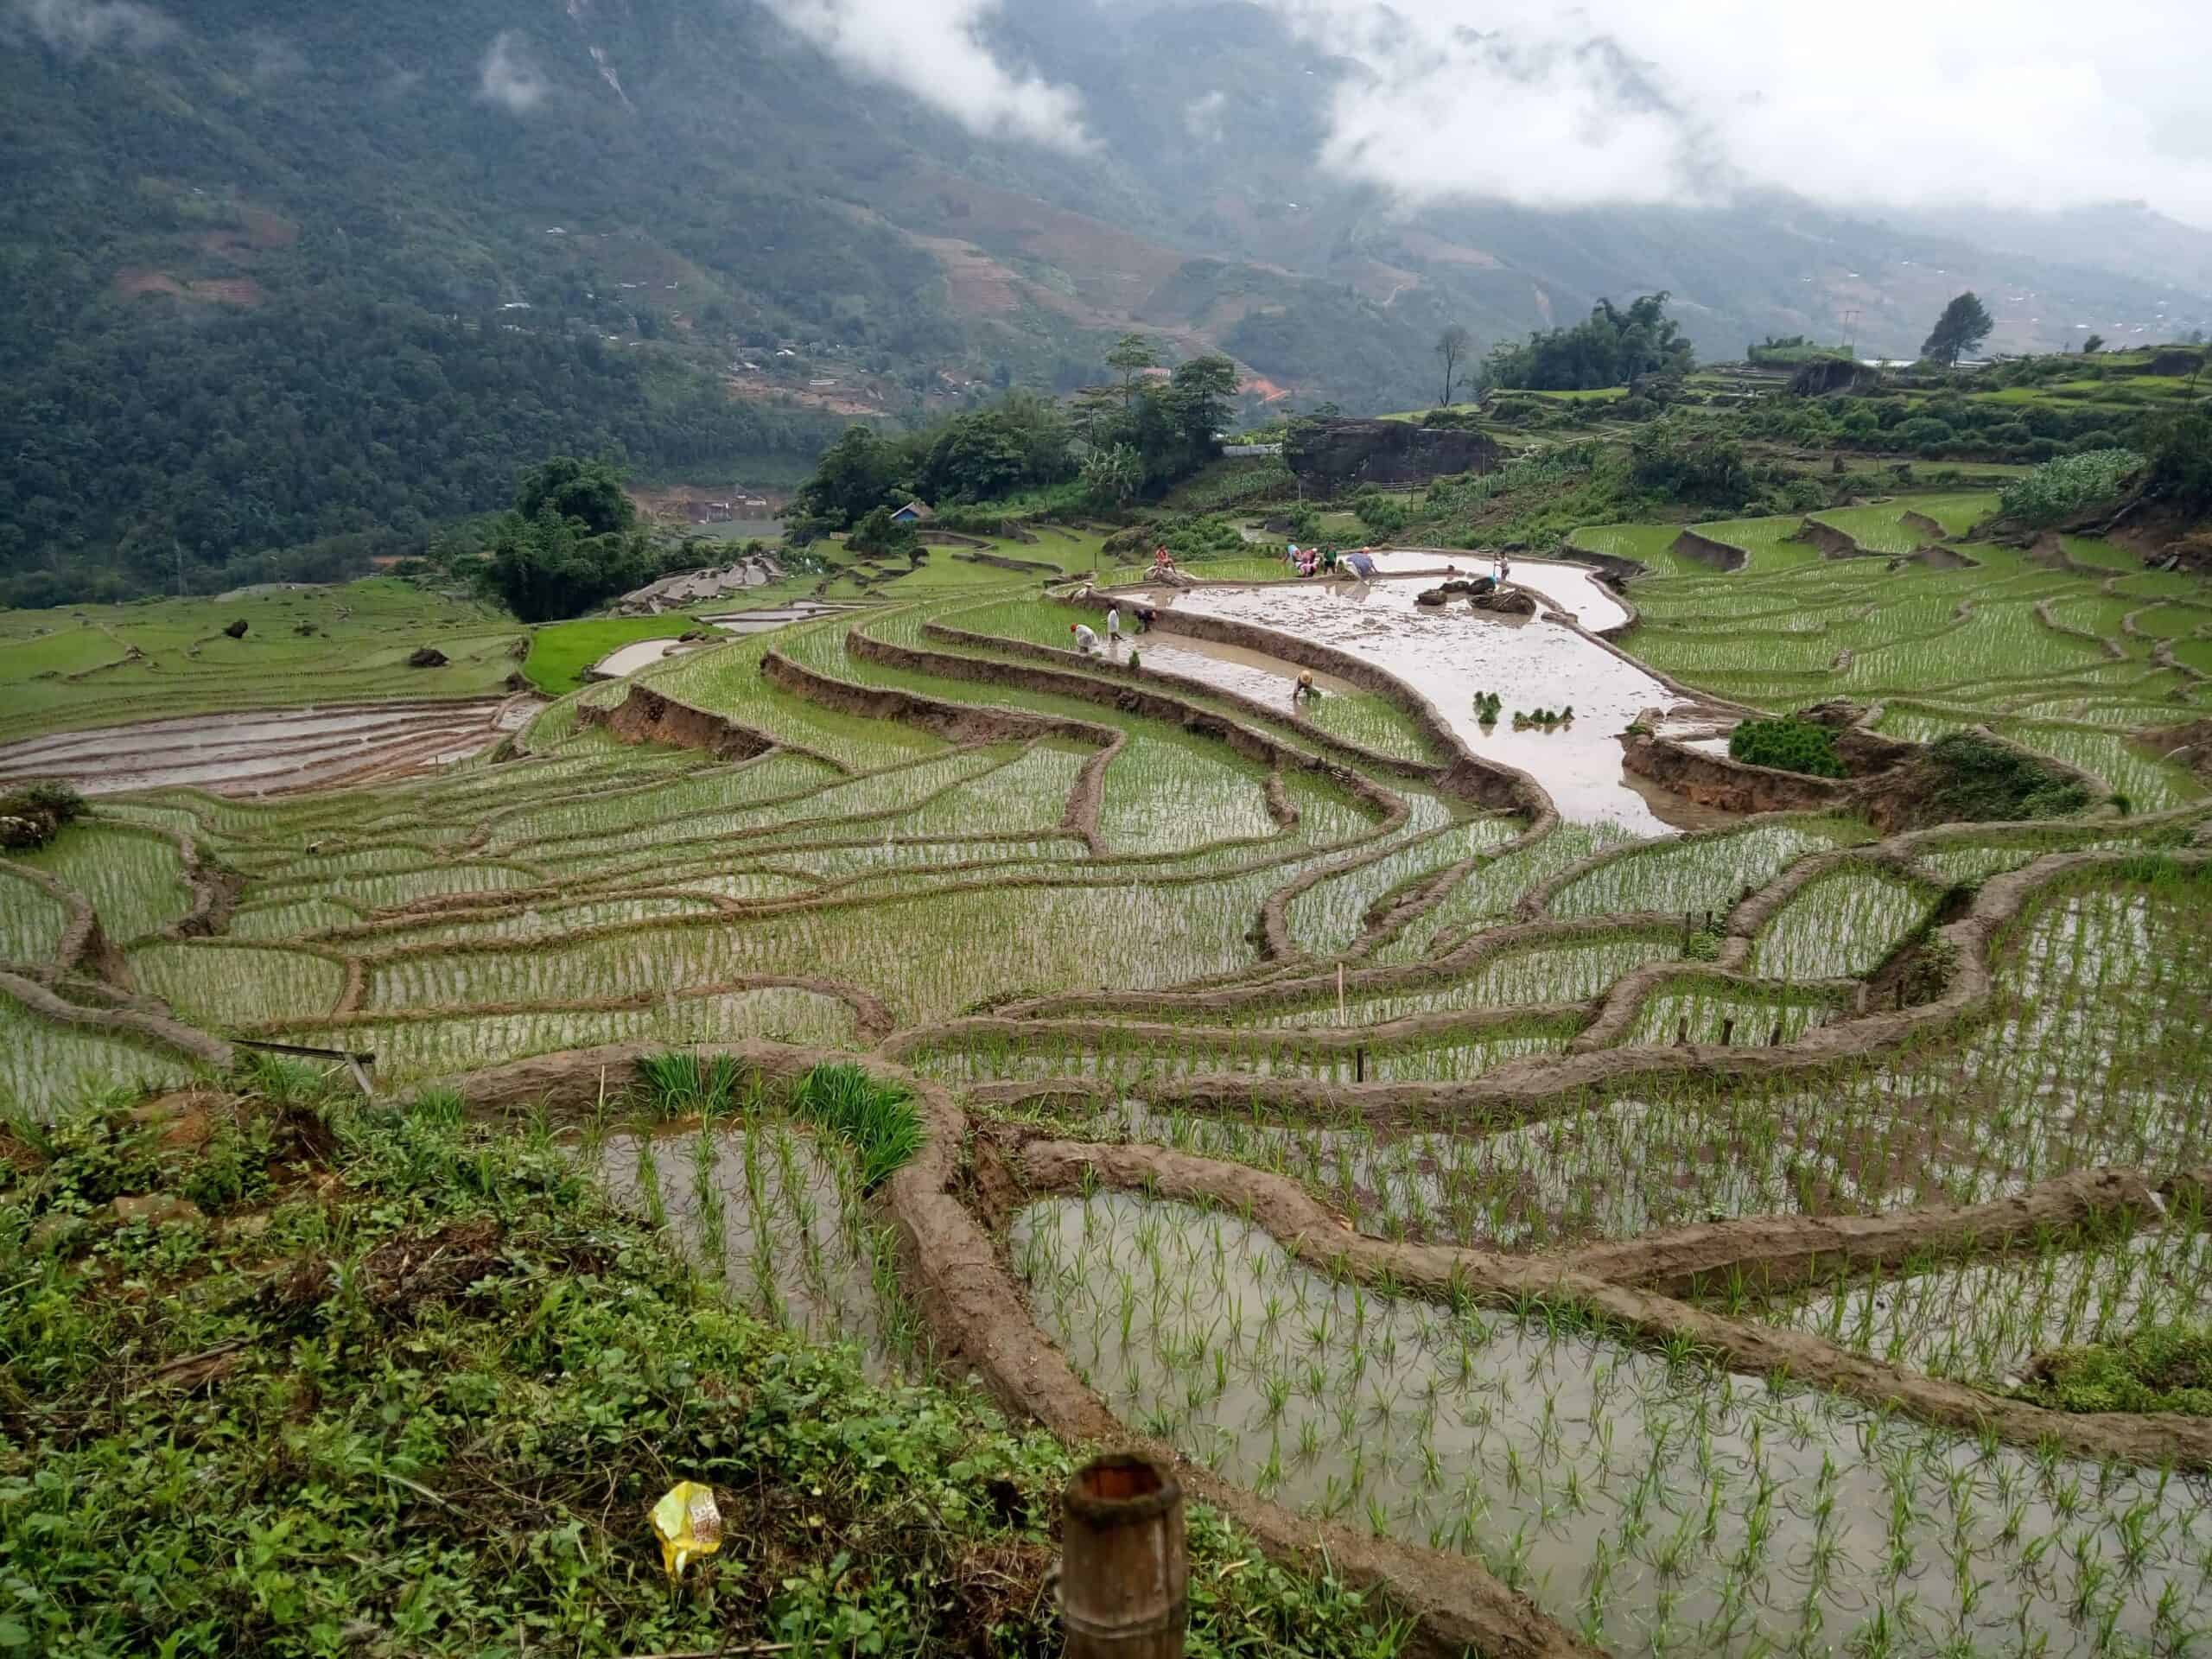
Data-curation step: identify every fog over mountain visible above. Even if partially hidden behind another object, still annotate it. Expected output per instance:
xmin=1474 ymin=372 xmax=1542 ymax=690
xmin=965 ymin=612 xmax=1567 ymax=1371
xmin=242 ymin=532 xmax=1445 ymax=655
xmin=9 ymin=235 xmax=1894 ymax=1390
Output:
xmin=3 ymin=0 xmax=2209 ymax=597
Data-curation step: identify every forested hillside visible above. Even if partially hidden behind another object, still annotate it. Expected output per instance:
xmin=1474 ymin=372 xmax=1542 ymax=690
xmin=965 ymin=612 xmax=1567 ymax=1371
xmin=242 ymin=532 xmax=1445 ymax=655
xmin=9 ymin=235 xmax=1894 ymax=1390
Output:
xmin=4 ymin=0 xmax=2209 ymax=606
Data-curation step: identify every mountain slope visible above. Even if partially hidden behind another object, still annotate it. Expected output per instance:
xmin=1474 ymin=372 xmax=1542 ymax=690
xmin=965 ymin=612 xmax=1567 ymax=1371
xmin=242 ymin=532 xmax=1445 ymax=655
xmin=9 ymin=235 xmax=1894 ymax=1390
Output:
xmin=2 ymin=0 xmax=2207 ymax=604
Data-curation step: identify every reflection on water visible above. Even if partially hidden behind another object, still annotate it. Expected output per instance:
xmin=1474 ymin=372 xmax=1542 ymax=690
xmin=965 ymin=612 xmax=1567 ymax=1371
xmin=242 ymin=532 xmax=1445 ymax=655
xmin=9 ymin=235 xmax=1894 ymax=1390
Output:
xmin=1167 ymin=578 xmax=1714 ymax=835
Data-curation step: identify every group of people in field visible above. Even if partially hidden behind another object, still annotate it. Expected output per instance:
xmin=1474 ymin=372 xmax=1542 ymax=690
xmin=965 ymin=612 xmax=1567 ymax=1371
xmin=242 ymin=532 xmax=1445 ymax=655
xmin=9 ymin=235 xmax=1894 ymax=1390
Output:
xmin=1071 ymin=598 xmax=1154 ymax=655
xmin=1285 ymin=542 xmax=1351 ymax=579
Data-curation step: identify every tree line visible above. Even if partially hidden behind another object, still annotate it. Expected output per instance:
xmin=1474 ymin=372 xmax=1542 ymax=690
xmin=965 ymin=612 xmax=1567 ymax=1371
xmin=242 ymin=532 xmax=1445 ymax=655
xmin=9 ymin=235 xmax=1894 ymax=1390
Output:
xmin=787 ymin=340 xmax=1239 ymax=537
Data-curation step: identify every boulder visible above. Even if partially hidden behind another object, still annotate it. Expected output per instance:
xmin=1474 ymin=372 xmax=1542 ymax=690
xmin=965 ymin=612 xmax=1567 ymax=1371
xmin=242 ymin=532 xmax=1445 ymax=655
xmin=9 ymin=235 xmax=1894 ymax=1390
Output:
xmin=1285 ymin=417 xmax=1502 ymax=493
xmin=1789 ymin=359 xmax=1881 ymax=397
xmin=1415 ymin=588 xmax=1450 ymax=607
xmin=223 ymin=619 xmax=249 ymax=639
xmin=406 ymin=646 xmax=448 ymax=668
xmin=112 ymin=1193 xmax=207 ymax=1227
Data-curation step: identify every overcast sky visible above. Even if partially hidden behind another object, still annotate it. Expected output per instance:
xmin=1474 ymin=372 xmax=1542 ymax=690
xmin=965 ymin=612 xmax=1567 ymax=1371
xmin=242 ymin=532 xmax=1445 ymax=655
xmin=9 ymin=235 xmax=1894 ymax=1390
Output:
xmin=764 ymin=0 xmax=2212 ymax=227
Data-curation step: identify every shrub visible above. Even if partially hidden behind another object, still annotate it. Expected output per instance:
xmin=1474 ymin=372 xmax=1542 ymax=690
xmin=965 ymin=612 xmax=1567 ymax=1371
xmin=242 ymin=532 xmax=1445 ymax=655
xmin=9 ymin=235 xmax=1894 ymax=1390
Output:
xmin=1998 ymin=448 xmax=2144 ymax=525
xmin=2014 ymin=1321 xmax=2212 ymax=1415
xmin=2066 ymin=429 xmax=2126 ymax=454
xmin=2144 ymin=407 xmax=2212 ymax=516
xmin=1920 ymin=732 xmax=2088 ymax=821
xmin=1629 ymin=421 xmax=1754 ymax=508
xmin=1728 ymin=717 xmax=1846 ymax=778
xmin=0 ymin=778 xmax=86 ymax=849
xmin=848 ymin=505 xmax=920 ymax=557
xmin=1352 ymin=489 xmax=1408 ymax=535
xmin=1896 ymin=416 xmax=1957 ymax=454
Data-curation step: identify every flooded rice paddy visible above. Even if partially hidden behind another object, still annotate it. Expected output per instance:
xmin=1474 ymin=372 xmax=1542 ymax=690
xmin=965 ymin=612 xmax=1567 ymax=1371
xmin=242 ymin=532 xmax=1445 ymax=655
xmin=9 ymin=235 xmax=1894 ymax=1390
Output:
xmin=1017 ymin=1190 xmax=2212 ymax=1659
xmin=1166 ymin=576 xmax=1713 ymax=832
xmin=9 ymin=503 xmax=2212 ymax=1659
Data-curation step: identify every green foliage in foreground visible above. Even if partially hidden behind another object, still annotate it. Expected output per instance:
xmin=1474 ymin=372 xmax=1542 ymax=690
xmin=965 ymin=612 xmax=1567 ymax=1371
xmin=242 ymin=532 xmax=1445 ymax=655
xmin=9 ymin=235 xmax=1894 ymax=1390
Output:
xmin=1728 ymin=717 xmax=1847 ymax=779
xmin=0 ymin=1069 xmax=1408 ymax=1659
xmin=1998 ymin=448 xmax=2145 ymax=526
xmin=2015 ymin=1321 xmax=2212 ymax=1416
xmin=790 ymin=1061 xmax=926 ymax=1191
xmin=1921 ymin=733 xmax=2091 ymax=823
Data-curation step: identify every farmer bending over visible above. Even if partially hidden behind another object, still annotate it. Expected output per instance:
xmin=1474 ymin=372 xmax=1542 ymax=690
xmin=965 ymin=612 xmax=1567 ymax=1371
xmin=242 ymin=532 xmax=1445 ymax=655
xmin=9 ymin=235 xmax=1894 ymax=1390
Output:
xmin=1070 ymin=622 xmax=1101 ymax=653
xmin=1292 ymin=670 xmax=1317 ymax=702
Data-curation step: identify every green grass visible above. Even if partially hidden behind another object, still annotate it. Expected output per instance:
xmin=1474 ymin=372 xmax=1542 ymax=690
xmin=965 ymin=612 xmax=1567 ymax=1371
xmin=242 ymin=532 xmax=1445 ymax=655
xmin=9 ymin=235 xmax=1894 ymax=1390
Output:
xmin=523 ymin=614 xmax=707 ymax=696
xmin=0 ymin=1069 xmax=1408 ymax=1658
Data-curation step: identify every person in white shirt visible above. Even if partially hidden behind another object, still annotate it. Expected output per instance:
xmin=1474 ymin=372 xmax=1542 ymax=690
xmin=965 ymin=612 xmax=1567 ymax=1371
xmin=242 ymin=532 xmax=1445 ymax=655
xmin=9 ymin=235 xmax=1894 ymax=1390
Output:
xmin=1070 ymin=623 xmax=1099 ymax=652
xmin=1106 ymin=606 xmax=1122 ymax=645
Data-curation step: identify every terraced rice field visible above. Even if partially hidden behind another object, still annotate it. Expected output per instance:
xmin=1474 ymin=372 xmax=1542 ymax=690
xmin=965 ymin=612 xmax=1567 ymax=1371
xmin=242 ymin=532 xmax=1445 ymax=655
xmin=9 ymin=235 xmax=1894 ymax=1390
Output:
xmin=7 ymin=501 xmax=2212 ymax=1659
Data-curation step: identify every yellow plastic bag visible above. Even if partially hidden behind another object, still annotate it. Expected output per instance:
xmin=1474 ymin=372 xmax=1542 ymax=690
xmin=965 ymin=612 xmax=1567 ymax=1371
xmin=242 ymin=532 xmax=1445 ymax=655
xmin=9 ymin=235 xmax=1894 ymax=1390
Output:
xmin=650 ymin=1481 xmax=722 ymax=1581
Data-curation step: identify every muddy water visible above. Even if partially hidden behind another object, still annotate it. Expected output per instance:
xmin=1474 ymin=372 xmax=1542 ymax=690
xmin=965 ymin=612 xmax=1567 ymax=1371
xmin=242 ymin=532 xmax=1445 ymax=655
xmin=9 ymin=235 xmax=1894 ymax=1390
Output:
xmin=700 ymin=601 xmax=855 ymax=637
xmin=1015 ymin=1191 xmax=2211 ymax=1659
xmin=0 ymin=702 xmax=522 ymax=796
xmin=1131 ymin=634 xmax=1361 ymax=709
xmin=1361 ymin=553 xmax=1633 ymax=632
xmin=1165 ymin=579 xmax=1709 ymax=835
xmin=591 ymin=637 xmax=697 ymax=678
xmin=591 ymin=1118 xmax=895 ymax=1376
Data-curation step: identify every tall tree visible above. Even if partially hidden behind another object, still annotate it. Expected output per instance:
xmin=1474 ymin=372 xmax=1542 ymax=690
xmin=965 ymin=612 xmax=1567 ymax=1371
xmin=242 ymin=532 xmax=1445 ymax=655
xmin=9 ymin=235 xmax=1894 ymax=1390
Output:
xmin=1436 ymin=325 xmax=1472 ymax=407
xmin=1164 ymin=354 xmax=1238 ymax=451
xmin=1106 ymin=334 xmax=1158 ymax=408
xmin=790 ymin=425 xmax=904 ymax=529
xmin=514 ymin=455 xmax=634 ymax=537
xmin=1481 ymin=293 xmax=1694 ymax=391
xmin=1922 ymin=293 xmax=1995 ymax=366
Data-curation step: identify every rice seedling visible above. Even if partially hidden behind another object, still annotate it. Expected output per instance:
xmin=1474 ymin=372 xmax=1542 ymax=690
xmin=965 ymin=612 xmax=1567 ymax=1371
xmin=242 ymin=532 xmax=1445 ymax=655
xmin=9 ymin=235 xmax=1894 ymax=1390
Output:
xmin=1745 ymin=865 xmax=1942 ymax=979
xmin=15 ymin=822 xmax=192 ymax=943
xmin=126 ymin=940 xmax=348 ymax=1027
xmin=788 ymin=1061 xmax=925 ymax=1190
xmin=1014 ymin=1188 xmax=2212 ymax=1657
xmin=0 ymin=865 xmax=73 ymax=966
xmin=0 ymin=987 xmax=198 ymax=1114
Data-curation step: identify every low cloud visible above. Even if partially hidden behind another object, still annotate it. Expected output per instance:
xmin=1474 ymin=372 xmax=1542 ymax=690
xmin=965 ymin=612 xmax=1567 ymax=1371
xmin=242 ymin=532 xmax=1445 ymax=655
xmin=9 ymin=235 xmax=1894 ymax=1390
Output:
xmin=1261 ymin=0 xmax=2212 ymax=227
xmin=763 ymin=0 xmax=1090 ymax=150
xmin=1185 ymin=90 xmax=1227 ymax=144
xmin=478 ymin=29 xmax=549 ymax=114
xmin=245 ymin=31 xmax=305 ymax=86
xmin=14 ymin=0 xmax=176 ymax=54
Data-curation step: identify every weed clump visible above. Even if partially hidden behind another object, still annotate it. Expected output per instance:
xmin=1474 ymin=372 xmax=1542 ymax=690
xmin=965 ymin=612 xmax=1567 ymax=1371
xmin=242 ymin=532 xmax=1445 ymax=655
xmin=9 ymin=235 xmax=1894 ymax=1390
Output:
xmin=2015 ymin=1320 xmax=2212 ymax=1415
xmin=1921 ymin=732 xmax=2089 ymax=821
xmin=635 ymin=1050 xmax=750 ymax=1118
xmin=1728 ymin=717 xmax=1846 ymax=779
